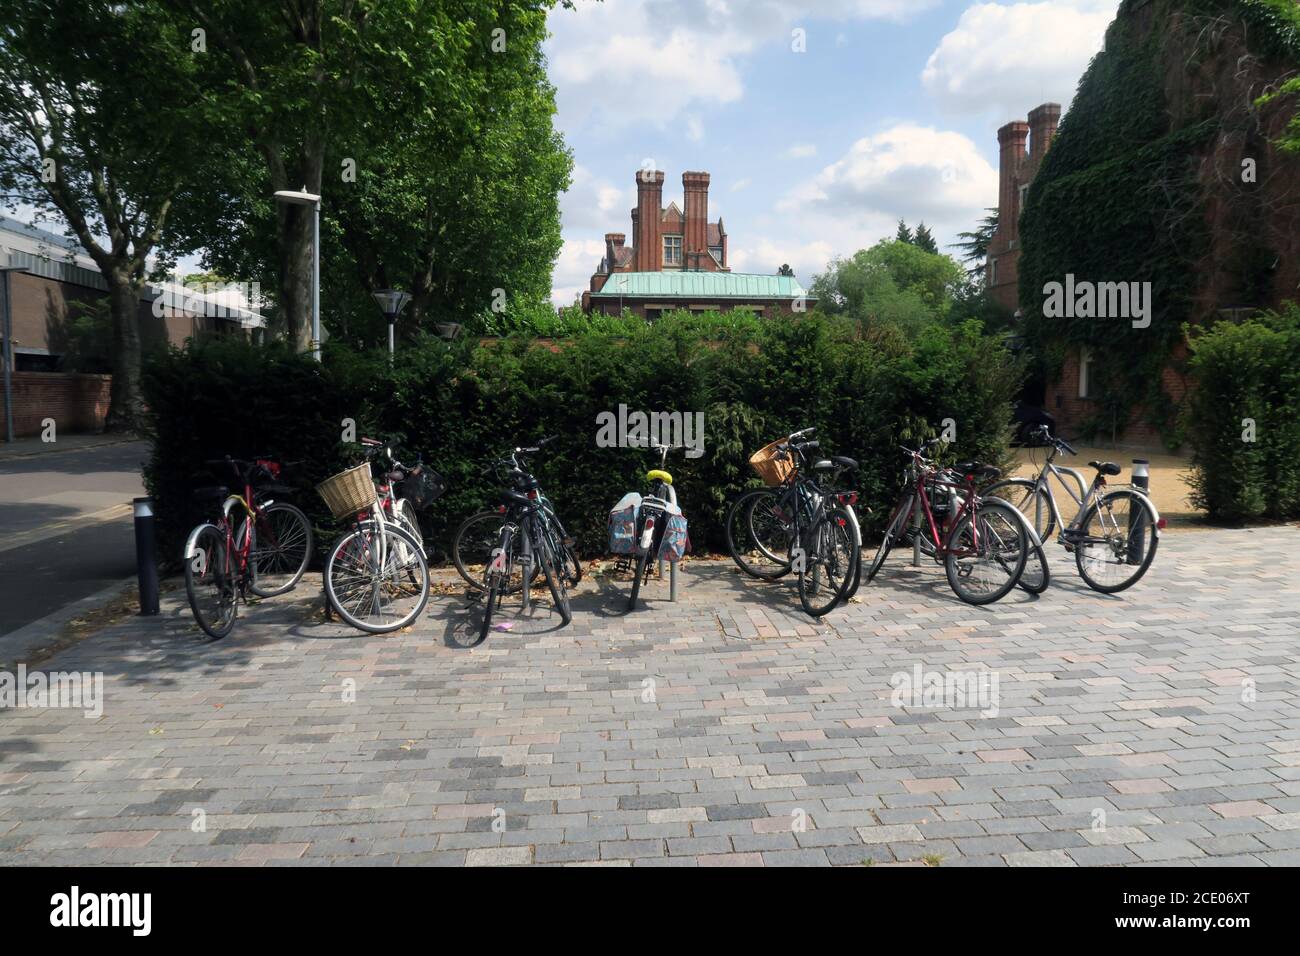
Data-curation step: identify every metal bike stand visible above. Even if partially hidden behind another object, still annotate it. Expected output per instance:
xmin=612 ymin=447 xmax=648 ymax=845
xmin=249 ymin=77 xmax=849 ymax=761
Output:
xmin=655 ymin=557 xmax=680 ymax=602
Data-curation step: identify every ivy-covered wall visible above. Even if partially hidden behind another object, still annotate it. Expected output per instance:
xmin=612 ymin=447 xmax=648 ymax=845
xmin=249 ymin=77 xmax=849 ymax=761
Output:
xmin=1018 ymin=0 xmax=1300 ymax=445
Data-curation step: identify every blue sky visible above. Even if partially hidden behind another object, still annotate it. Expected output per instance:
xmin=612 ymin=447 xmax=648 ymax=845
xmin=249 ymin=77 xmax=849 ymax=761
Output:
xmin=545 ymin=0 xmax=1118 ymax=303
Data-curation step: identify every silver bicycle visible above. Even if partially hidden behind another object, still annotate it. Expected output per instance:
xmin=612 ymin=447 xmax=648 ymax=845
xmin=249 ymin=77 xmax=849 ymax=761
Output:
xmin=983 ymin=426 xmax=1164 ymax=593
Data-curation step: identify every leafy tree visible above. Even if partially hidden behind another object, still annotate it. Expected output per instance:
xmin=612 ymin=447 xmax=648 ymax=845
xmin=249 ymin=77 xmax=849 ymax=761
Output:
xmin=810 ymin=239 xmax=967 ymax=337
xmin=913 ymin=222 xmax=938 ymax=254
xmin=894 ymin=219 xmax=913 ymax=244
xmin=951 ymin=208 xmax=999 ymax=279
xmin=0 ymin=0 xmax=205 ymax=428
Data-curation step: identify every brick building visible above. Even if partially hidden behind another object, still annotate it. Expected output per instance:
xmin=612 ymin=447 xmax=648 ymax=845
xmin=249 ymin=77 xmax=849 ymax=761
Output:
xmin=987 ymin=103 xmax=1060 ymax=314
xmin=583 ymin=169 xmax=813 ymax=318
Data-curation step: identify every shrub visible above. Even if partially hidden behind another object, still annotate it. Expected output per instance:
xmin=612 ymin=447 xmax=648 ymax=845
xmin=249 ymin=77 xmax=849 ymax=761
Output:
xmin=140 ymin=313 xmax=1021 ymax=564
xmin=1184 ymin=303 xmax=1300 ymax=521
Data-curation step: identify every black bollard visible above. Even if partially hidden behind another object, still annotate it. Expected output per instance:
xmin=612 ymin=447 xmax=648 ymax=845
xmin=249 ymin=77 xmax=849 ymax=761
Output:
xmin=133 ymin=497 xmax=160 ymax=616
xmin=1128 ymin=460 xmax=1150 ymax=565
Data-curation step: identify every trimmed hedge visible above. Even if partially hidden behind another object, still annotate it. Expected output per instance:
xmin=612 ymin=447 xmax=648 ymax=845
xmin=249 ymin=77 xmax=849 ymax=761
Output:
xmin=140 ymin=313 xmax=1021 ymax=564
xmin=1184 ymin=304 xmax=1300 ymax=521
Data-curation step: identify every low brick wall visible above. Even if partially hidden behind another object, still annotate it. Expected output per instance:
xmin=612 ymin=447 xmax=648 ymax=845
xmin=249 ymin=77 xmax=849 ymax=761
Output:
xmin=0 ymin=371 xmax=111 ymax=437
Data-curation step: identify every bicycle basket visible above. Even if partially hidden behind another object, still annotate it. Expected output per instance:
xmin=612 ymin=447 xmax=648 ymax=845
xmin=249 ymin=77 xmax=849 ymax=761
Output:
xmin=749 ymin=438 xmax=795 ymax=487
xmin=395 ymin=467 xmax=448 ymax=510
xmin=316 ymin=463 xmax=377 ymax=519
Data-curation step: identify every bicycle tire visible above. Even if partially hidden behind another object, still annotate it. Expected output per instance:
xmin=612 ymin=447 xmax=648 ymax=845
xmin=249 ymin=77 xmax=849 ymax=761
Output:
xmin=943 ymin=501 xmax=1027 ymax=605
xmin=452 ymin=510 xmax=537 ymax=593
xmin=798 ymin=507 xmax=858 ymax=617
xmin=726 ymin=488 xmax=793 ymax=580
xmin=325 ymin=523 xmax=429 ymax=633
xmin=538 ymin=530 xmax=572 ymax=625
xmin=184 ymin=524 xmax=238 ymax=640
xmin=244 ymin=502 xmax=314 ymax=598
xmin=984 ymin=478 xmax=1055 ymax=543
xmin=1074 ymin=490 xmax=1160 ymax=593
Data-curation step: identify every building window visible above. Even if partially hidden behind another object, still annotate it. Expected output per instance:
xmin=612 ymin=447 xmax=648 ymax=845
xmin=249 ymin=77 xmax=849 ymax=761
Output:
xmin=708 ymin=245 xmax=723 ymax=264
xmin=1078 ymin=347 xmax=1093 ymax=399
xmin=663 ymin=235 xmax=682 ymax=267
xmin=1018 ymin=183 xmax=1030 ymax=210
xmin=989 ymin=257 xmax=998 ymax=285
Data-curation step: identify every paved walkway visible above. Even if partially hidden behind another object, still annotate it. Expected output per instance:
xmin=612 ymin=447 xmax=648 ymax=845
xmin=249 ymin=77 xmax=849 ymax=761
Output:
xmin=2 ymin=526 xmax=1298 ymax=866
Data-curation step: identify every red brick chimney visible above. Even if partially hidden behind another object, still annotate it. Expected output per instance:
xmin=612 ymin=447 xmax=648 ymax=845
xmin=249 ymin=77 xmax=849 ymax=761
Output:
xmin=997 ymin=121 xmax=1029 ymax=249
xmin=682 ymin=171 xmax=710 ymax=270
xmin=605 ymin=232 xmax=625 ymax=273
xmin=1028 ymin=103 xmax=1061 ymax=159
xmin=634 ymin=168 xmax=665 ymax=271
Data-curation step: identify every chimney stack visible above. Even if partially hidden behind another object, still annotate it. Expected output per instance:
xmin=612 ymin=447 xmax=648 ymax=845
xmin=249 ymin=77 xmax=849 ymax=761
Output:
xmin=997 ymin=121 xmax=1029 ymax=249
xmin=682 ymin=171 xmax=710 ymax=270
xmin=605 ymin=233 xmax=625 ymax=273
xmin=1028 ymin=103 xmax=1061 ymax=159
xmin=634 ymin=168 xmax=665 ymax=271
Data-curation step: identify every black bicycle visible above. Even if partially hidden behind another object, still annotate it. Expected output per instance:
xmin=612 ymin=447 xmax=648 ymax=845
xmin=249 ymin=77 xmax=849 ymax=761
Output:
xmin=726 ymin=428 xmax=861 ymax=617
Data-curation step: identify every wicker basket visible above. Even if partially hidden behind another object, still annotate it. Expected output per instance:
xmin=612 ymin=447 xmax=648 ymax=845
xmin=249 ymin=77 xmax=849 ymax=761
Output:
xmin=749 ymin=438 xmax=795 ymax=487
xmin=316 ymin=463 xmax=378 ymax=519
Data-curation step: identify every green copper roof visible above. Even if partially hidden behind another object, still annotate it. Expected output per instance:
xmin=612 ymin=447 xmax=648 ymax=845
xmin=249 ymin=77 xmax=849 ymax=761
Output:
xmin=591 ymin=272 xmax=811 ymax=299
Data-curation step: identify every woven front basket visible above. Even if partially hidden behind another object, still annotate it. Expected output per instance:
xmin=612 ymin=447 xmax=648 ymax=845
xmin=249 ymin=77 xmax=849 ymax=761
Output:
xmin=749 ymin=438 xmax=795 ymax=487
xmin=316 ymin=463 xmax=378 ymax=519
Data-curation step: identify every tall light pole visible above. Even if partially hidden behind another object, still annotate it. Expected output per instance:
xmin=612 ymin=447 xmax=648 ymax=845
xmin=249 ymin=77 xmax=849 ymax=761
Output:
xmin=273 ymin=189 xmax=322 ymax=361
xmin=372 ymin=289 xmax=411 ymax=360
xmin=0 ymin=265 xmax=21 ymax=443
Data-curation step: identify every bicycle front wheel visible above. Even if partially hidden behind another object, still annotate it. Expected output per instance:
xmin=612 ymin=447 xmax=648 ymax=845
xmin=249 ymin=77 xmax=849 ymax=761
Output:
xmin=184 ymin=524 xmax=237 ymax=640
xmin=326 ymin=524 xmax=430 ymax=633
xmin=452 ymin=510 xmax=536 ymax=593
xmin=984 ymin=478 xmax=1055 ymax=542
xmin=943 ymin=501 xmax=1027 ymax=605
xmin=538 ymin=531 xmax=573 ymax=625
xmin=1074 ymin=490 xmax=1160 ymax=593
xmin=245 ymin=502 xmax=314 ymax=598
xmin=864 ymin=494 xmax=913 ymax=583
xmin=798 ymin=507 xmax=858 ymax=617
xmin=726 ymin=488 xmax=793 ymax=580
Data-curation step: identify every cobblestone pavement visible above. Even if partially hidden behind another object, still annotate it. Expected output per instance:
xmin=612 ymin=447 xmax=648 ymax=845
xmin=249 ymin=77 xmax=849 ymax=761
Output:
xmin=2 ymin=526 xmax=1299 ymax=867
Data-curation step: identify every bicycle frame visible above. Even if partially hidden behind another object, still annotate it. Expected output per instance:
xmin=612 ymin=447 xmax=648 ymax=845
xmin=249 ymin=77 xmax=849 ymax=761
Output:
xmin=903 ymin=457 xmax=986 ymax=558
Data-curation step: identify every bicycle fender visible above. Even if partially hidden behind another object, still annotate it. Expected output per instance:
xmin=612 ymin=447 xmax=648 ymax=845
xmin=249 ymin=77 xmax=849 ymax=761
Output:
xmin=1103 ymin=489 xmax=1162 ymax=539
xmin=184 ymin=523 xmax=219 ymax=563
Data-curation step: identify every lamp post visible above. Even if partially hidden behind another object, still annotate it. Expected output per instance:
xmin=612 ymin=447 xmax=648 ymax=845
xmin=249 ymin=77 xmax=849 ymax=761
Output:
xmin=273 ymin=189 xmax=322 ymax=362
xmin=372 ymin=289 xmax=411 ymax=360
xmin=0 ymin=265 xmax=21 ymax=443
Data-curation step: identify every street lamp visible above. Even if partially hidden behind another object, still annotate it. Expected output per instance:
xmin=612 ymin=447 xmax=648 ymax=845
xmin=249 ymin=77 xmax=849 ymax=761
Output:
xmin=372 ymin=289 xmax=411 ymax=359
xmin=273 ymin=188 xmax=322 ymax=362
xmin=0 ymin=265 xmax=23 ymax=443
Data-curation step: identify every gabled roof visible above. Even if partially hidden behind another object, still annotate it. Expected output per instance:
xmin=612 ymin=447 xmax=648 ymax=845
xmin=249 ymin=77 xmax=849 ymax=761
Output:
xmin=591 ymin=272 xmax=812 ymax=300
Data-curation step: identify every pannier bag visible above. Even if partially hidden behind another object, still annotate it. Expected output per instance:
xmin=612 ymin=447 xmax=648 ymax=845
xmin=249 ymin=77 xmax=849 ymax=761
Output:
xmin=658 ymin=502 xmax=689 ymax=562
xmin=608 ymin=492 xmax=642 ymax=554
xmin=396 ymin=466 xmax=448 ymax=510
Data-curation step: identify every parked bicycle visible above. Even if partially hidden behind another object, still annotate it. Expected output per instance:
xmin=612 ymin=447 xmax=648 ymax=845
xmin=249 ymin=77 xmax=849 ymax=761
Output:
xmin=360 ymin=436 xmax=447 ymax=562
xmin=864 ymin=440 xmax=1029 ymax=605
xmin=470 ymin=444 xmax=574 ymax=646
xmin=982 ymin=425 xmax=1163 ymax=593
xmin=318 ymin=442 xmax=430 ymax=633
xmin=608 ymin=443 xmax=690 ymax=611
xmin=726 ymin=428 xmax=861 ymax=617
xmin=451 ymin=437 xmax=581 ymax=593
xmin=184 ymin=456 xmax=314 ymax=639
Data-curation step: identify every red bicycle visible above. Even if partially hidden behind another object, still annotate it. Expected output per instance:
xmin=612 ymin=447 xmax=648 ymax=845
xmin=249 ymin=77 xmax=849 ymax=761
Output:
xmin=184 ymin=456 xmax=314 ymax=639
xmin=863 ymin=440 xmax=1029 ymax=605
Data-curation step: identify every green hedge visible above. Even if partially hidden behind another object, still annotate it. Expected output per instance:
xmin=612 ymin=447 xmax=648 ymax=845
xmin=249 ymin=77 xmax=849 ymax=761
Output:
xmin=1184 ymin=303 xmax=1300 ymax=521
xmin=140 ymin=312 xmax=1021 ymax=564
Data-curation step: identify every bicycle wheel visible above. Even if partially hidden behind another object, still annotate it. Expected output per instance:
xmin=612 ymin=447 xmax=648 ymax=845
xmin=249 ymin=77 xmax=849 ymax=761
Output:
xmin=537 ymin=528 xmax=573 ymax=625
xmin=471 ymin=528 xmax=512 ymax=648
xmin=864 ymin=493 xmax=913 ymax=583
xmin=1074 ymin=490 xmax=1160 ymax=593
xmin=798 ymin=507 xmax=858 ymax=617
xmin=184 ymin=524 xmax=237 ymax=640
xmin=726 ymin=488 xmax=793 ymax=580
xmin=325 ymin=524 xmax=429 ymax=633
xmin=627 ymin=511 xmax=664 ymax=612
xmin=984 ymin=478 xmax=1055 ymax=542
xmin=244 ymin=502 xmax=314 ymax=598
xmin=543 ymin=508 xmax=583 ymax=587
xmin=1002 ymin=506 xmax=1051 ymax=595
xmin=452 ymin=510 xmax=536 ymax=593
xmin=943 ymin=501 xmax=1028 ymax=605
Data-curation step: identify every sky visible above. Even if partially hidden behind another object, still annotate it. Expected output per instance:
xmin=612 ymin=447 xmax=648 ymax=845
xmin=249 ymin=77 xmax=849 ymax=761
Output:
xmin=544 ymin=0 xmax=1119 ymax=304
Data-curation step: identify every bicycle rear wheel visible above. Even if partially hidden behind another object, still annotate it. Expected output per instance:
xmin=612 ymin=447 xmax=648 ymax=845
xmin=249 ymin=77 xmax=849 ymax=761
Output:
xmin=184 ymin=524 xmax=237 ymax=640
xmin=943 ymin=501 xmax=1027 ymax=605
xmin=1074 ymin=490 xmax=1159 ymax=593
xmin=325 ymin=524 xmax=429 ymax=633
xmin=245 ymin=502 xmax=314 ymax=598
xmin=726 ymin=488 xmax=793 ymax=579
xmin=798 ymin=507 xmax=858 ymax=617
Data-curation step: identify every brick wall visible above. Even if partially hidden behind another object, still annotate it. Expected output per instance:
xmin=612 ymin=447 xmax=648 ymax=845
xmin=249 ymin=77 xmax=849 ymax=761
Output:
xmin=1048 ymin=343 xmax=1190 ymax=448
xmin=0 ymin=372 xmax=111 ymax=437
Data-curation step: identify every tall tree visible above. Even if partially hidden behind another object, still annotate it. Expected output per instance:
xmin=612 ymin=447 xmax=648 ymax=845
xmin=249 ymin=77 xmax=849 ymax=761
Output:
xmin=0 ymin=0 xmax=203 ymax=429
xmin=913 ymin=222 xmax=938 ymax=254
xmin=894 ymin=218 xmax=913 ymax=245
xmin=951 ymin=208 xmax=999 ymax=279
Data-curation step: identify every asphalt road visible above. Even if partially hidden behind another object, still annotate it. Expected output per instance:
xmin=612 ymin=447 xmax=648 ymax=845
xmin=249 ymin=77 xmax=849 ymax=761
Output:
xmin=0 ymin=440 xmax=147 ymax=636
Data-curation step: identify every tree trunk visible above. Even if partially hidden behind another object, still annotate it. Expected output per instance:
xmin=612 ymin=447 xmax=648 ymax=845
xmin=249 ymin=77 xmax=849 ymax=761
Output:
xmin=103 ymin=276 xmax=143 ymax=433
xmin=277 ymin=202 xmax=315 ymax=354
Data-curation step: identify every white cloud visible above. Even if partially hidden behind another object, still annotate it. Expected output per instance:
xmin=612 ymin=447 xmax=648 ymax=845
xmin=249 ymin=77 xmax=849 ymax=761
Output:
xmin=728 ymin=238 xmax=838 ymax=285
xmin=550 ymin=237 xmax=605 ymax=307
xmin=921 ymin=1 xmax=1118 ymax=116
xmin=560 ymin=164 xmax=632 ymax=234
xmin=546 ymin=0 xmax=940 ymax=129
xmin=786 ymin=143 xmax=818 ymax=158
xmin=731 ymin=177 xmax=753 ymax=192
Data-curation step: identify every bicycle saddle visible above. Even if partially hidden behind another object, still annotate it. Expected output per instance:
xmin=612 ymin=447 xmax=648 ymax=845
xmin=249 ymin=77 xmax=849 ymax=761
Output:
xmin=500 ymin=488 xmax=533 ymax=508
xmin=646 ymin=469 xmax=673 ymax=485
xmin=1089 ymin=460 xmax=1122 ymax=477
xmin=811 ymin=455 xmax=857 ymax=471
xmin=955 ymin=461 xmax=1001 ymax=480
